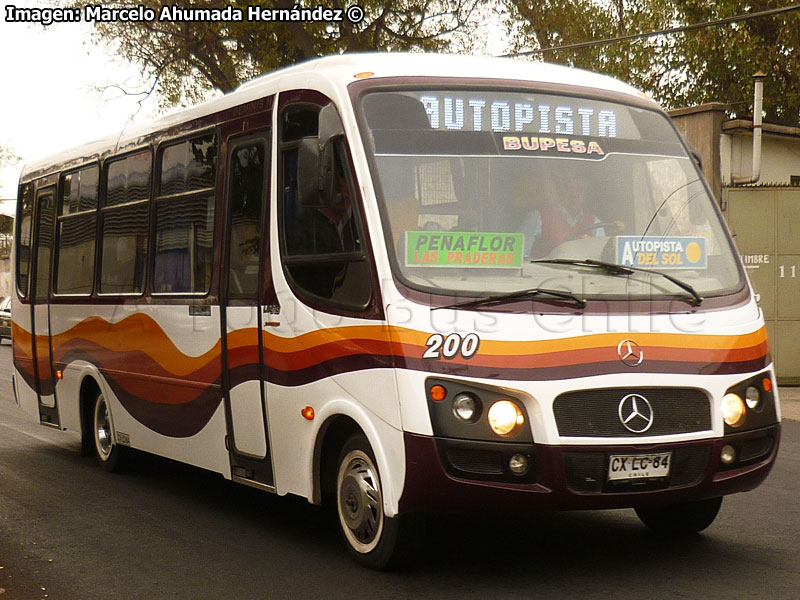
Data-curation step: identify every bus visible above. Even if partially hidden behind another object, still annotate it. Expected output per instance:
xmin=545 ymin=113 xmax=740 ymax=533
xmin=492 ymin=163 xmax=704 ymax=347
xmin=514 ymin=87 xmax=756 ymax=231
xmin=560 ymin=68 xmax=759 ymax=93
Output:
xmin=12 ymin=53 xmax=780 ymax=569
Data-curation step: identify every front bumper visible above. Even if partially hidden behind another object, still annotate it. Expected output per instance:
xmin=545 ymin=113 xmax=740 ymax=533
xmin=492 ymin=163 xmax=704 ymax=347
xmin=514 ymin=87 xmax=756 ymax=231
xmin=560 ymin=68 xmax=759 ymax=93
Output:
xmin=399 ymin=424 xmax=780 ymax=513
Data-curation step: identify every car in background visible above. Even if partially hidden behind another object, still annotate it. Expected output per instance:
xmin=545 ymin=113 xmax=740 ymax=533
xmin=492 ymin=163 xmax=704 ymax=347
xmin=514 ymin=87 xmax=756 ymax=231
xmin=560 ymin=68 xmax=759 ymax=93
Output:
xmin=0 ymin=296 xmax=10 ymax=343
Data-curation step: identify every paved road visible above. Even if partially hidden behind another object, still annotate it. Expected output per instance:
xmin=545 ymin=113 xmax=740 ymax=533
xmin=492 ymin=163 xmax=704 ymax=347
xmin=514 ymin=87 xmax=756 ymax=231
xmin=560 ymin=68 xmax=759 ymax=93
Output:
xmin=1 ymin=341 xmax=799 ymax=599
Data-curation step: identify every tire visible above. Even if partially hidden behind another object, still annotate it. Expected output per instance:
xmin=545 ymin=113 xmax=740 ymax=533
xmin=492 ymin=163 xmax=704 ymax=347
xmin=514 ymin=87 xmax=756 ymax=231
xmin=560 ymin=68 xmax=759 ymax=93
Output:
xmin=92 ymin=391 xmax=127 ymax=472
xmin=335 ymin=434 xmax=422 ymax=570
xmin=635 ymin=497 xmax=723 ymax=534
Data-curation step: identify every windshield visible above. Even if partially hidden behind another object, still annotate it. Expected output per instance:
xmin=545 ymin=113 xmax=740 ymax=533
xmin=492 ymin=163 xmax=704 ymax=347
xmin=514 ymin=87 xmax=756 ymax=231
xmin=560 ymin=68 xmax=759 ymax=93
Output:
xmin=358 ymin=88 xmax=743 ymax=302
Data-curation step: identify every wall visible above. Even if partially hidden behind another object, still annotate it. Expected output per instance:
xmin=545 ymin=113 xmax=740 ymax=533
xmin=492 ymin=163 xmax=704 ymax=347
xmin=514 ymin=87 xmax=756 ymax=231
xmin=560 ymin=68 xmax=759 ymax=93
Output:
xmin=669 ymin=103 xmax=727 ymax=201
xmin=721 ymin=128 xmax=800 ymax=186
xmin=0 ymin=257 xmax=10 ymax=298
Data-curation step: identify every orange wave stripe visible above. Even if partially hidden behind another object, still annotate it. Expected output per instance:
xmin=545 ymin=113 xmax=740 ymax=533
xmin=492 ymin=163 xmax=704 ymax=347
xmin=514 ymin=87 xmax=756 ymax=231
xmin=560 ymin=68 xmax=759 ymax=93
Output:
xmin=11 ymin=322 xmax=34 ymax=360
xmin=49 ymin=314 xmax=221 ymax=377
xmin=19 ymin=313 xmax=768 ymax=377
xmin=387 ymin=326 xmax=768 ymax=357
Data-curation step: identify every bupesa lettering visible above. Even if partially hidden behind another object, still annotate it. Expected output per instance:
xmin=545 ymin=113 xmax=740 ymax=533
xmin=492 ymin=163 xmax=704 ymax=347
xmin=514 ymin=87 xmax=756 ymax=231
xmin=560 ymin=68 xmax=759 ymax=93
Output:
xmin=502 ymin=137 xmax=605 ymax=155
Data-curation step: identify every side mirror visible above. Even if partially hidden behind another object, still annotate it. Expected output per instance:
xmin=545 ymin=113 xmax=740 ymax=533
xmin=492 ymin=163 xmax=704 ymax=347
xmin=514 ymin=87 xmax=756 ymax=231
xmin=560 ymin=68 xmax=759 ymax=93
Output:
xmin=297 ymin=104 xmax=345 ymax=207
xmin=689 ymin=146 xmax=703 ymax=171
xmin=678 ymin=130 xmax=703 ymax=171
xmin=318 ymin=104 xmax=346 ymax=204
xmin=318 ymin=104 xmax=345 ymax=151
xmin=676 ymin=132 xmax=709 ymax=225
xmin=297 ymin=137 xmax=322 ymax=207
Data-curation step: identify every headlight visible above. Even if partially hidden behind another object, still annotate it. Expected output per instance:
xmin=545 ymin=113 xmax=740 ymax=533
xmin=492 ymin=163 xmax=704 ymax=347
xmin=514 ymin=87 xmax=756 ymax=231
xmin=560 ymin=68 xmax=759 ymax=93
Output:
xmin=722 ymin=393 xmax=746 ymax=428
xmin=487 ymin=400 xmax=524 ymax=437
xmin=452 ymin=393 xmax=481 ymax=423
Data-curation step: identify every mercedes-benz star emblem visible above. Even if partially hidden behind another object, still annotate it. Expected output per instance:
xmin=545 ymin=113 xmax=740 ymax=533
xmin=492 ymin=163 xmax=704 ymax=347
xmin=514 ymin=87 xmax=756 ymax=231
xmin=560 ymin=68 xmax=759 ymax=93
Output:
xmin=618 ymin=394 xmax=654 ymax=434
xmin=617 ymin=339 xmax=644 ymax=367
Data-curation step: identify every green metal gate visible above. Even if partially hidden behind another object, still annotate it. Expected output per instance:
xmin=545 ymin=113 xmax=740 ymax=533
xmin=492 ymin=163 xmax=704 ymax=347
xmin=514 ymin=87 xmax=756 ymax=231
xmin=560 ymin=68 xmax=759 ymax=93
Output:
xmin=724 ymin=186 xmax=800 ymax=384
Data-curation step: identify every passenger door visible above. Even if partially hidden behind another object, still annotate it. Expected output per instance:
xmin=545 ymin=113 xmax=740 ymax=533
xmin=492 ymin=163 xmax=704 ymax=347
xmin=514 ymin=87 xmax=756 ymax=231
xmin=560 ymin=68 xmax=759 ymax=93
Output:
xmin=221 ymin=131 xmax=274 ymax=488
xmin=30 ymin=185 xmax=59 ymax=426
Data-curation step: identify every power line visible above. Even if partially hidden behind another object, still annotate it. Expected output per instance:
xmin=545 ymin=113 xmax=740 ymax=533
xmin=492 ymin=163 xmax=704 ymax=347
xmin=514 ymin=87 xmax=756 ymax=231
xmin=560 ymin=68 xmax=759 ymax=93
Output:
xmin=504 ymin=3 xmax=800 ymax=57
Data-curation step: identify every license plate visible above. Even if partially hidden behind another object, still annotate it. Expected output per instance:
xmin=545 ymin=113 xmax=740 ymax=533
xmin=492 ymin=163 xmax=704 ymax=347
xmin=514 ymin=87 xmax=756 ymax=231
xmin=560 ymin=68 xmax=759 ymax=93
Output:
xmin=608 ymin=452 xmax=671 ymax=481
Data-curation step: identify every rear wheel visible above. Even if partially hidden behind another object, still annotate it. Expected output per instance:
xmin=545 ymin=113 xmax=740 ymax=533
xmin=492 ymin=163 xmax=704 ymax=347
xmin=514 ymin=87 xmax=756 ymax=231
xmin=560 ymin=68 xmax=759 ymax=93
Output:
xmin=335 ymin=434 xmax=421 ymax=570
xmin=635 ymin=497 xmax=723 ymax=534
xmin=93 ymin=391 xmax=127 ymax=472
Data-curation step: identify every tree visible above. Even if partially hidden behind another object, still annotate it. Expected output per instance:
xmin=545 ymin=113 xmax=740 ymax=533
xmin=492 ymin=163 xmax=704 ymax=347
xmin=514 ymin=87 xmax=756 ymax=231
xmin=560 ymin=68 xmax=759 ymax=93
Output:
xmin=72 ymin=0 xmax=479 ymax=109
xmin=669 ymin=1 xmax=800 ymax=125
xmin=503 ymin=0 xmax=677 ymax=94
xmin=504 ymin=0 xmax=800 ymax=126
xmin=0 ymin=146 xmax=20 ymax=169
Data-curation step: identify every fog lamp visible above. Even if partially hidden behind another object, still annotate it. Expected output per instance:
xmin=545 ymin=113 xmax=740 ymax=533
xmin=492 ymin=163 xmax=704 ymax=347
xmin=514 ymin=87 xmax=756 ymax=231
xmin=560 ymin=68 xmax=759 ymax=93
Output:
xmin=452 ymin=393 xmax=480 ymax=423
xmin=722 ymin=393 xmax=746 ymax=428
xmin=509 ymin=453 xmax=529 ymax=475
xmin=488 ymin=400 xmax=524 ymax=437
xmin=721 ymin=444 xmax=736 ymax=465
xmin=745 ymin=386 xmax=761 ymax=411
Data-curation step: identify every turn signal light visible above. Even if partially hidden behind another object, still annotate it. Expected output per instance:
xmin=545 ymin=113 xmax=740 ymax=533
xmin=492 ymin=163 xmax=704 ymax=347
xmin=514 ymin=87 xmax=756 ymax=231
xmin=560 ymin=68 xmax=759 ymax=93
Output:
xmin=55 ymin=370 xmax=63 ymax=380
xmin=430 ymin=385 xmax=447 ymax=402
xmin=301 ymin=406 xmax=315 ymax=420
xmin=762 ymin=377 xmax=772 ymax=392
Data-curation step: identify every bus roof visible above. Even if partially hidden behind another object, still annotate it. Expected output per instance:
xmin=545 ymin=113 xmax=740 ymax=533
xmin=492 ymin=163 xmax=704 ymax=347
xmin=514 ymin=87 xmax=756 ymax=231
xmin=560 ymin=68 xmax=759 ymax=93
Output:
xmin=20 ymin=52 xmax=654 ymax=183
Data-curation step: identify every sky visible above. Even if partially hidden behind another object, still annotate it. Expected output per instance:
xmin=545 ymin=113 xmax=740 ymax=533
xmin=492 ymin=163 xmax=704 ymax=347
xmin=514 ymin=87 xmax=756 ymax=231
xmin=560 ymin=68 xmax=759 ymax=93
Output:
xmin=0 ymin=2 xmax=164 ymax=213
xmin=0 ymin=2 xmax=509 ymax=217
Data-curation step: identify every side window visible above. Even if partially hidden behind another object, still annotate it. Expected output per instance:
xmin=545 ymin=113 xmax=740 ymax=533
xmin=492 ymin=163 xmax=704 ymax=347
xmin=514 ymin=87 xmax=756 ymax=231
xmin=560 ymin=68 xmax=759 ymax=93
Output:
xmin=100 ymin=150 xmax=151 ymax=294
xmin=228 ymin=141 xmax=267 ymax=299
xmin=279 ymin=103 xmax=372 ymax=308
xmin=56 ymin=165 xmax=98 ymax=294
xmin=15 ymin=184 xmax=34 ymax=298
xmin=153 ymin=134 xmax=217 ymax=294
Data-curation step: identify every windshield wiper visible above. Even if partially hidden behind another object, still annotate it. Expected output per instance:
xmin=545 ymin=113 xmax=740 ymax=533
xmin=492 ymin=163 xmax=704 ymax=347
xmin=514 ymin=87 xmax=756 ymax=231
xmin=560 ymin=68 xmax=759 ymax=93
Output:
xmin=434 ymin=287 xmax=587 ymax=311
xmin=530 ymin=258 xmax=704 ymax=306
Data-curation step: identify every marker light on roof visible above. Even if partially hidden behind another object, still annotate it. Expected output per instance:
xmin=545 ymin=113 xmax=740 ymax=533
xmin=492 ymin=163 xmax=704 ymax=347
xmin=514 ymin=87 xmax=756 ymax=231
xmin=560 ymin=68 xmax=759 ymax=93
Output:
xmin=354 ymin=72 xmax=374 ymax=79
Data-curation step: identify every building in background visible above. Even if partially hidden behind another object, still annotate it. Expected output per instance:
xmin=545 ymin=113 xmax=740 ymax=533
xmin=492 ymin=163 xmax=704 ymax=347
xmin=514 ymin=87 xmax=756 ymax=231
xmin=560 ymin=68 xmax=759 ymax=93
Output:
xmin=0 ymin=211 xmax=12 ymax=298
xmin=671 ymin=104 xmax=800 ymax=384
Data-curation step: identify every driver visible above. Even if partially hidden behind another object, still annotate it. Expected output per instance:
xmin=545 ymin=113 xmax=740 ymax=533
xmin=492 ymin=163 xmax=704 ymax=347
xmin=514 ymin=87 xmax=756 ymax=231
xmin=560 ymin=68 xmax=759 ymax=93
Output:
xmin=520 ymin=174 xmax=602 ymax=258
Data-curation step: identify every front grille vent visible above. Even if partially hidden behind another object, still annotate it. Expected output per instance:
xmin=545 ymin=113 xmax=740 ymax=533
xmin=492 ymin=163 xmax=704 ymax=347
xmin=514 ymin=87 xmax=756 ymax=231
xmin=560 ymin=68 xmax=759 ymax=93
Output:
xmin=554 ymin=387 xmax=711 ymax=438
xmin=446 ymin=447 xmax=504 ymax=475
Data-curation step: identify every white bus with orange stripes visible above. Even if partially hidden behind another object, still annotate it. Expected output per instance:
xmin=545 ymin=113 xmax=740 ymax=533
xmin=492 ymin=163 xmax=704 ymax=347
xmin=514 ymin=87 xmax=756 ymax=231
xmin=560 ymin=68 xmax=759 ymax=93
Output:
xmin=12 ymin=53 xmax=780 ymax=569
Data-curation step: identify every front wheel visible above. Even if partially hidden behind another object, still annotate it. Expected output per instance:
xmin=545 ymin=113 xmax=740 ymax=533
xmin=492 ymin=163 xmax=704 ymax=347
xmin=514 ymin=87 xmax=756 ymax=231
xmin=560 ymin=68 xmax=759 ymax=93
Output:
xmin=335 ymin=434 xmax=421 ymax=570
xmin=635 ymin=497 xmax=723 ymax=534
xmin=93 ymin=391 xmax=127 ymax=472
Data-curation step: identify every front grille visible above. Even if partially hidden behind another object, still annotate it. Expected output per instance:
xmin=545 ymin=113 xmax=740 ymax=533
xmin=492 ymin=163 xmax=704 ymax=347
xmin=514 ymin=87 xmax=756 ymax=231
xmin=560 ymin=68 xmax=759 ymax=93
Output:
xmin=554 ymin=387 xmax=711 ymax=438
xmin=564 ymin=445 xmax=711 ymax=494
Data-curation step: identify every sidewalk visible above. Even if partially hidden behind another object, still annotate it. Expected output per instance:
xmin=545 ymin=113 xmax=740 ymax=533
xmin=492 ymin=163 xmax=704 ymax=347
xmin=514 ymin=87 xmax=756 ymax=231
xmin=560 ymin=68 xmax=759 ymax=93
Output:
xmin=779 ymin=387 xmax=800 ymax=421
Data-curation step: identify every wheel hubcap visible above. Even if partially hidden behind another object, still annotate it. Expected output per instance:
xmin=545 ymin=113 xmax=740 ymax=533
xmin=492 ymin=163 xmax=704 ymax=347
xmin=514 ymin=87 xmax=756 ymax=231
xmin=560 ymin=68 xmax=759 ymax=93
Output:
xmin=94 ymin=396 xmax=112 ymax=459
xmin=337 ymin=450 xmax=383 ymax=553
